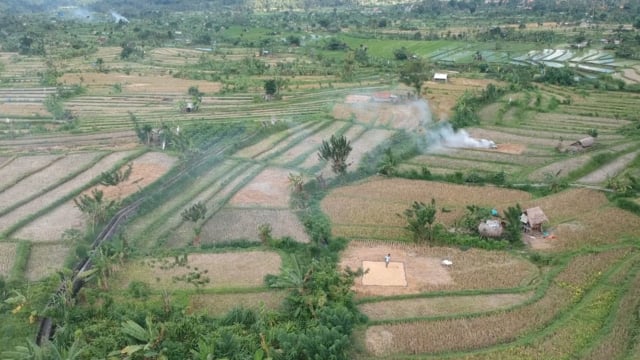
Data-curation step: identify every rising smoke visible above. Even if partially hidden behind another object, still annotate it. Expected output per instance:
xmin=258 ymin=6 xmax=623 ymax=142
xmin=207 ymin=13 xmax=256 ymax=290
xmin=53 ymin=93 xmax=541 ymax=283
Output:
xmin=425 ymin=121 xmax=495 ymax=151
xmin=111 ymin=11 xmax=129 ymax=23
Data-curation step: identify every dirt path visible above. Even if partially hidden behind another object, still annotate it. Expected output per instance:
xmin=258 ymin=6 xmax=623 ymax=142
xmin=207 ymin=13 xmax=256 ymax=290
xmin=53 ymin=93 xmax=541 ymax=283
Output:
xmin=577 ymin=150 xmax=639 ymax=184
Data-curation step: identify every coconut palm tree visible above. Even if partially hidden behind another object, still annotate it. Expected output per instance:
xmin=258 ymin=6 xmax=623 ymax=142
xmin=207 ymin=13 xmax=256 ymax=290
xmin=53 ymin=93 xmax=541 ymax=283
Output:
xmin=318 ymin=135 xmax=352 ymax=175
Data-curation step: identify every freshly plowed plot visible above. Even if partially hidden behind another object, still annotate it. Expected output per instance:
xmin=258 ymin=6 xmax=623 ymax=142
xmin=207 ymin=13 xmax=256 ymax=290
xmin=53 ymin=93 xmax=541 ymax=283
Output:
xmin=323 ymin=178 xmax=531 ymax=237
xmin=0 ymin=151 xmax=134 ymax=237
xmin=229 ymin=167 xmax=292 ymax=208
xmin=271 ymin=121 xmax=347 ymax=166
xmin=0 ymin=154 xmax=60 ymax=192
xmin=25 ymin=244 xmax=69 ymax=281
xmin=361 ymin=292 xmax=533 ymax=321
xmin=201 ymin=208 xmax=309 ymax=243
xmin=189 ymin=291 xmax=286 ymax=316
xmin=92 ymin=152 xmax=176 ymax=201
xmin=59 ymin=72 xmax=221 ymax=94
xmin=0 ymin=152 xmax=97 ymax=213
xmin=340 ymin=242 xmax=538 ymax=296
xmin=0 ymin=242 xmax=17 ymax=276
xmin=113 ymin=251 xmax=281 ymax=290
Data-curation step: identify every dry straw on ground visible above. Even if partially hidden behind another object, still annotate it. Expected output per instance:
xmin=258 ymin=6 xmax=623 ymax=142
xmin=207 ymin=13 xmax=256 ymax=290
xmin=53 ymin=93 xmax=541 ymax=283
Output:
xmin=189 ymin=291 xmax=286 ymax=316
xmin=200 ymin=208 xmax=309 ymax=244
xmin=25 ymin=244 xmax=69 ymax=281
xmin=229 ymin=167 xmax=293 ymax=208
xmin=0 ymin=243 xmax=17 ymax=276
xmin=363 ymin=248 xmax=628 ymax=356
xmin=360 ymin=292 xmax=533 ymax=321
xmin=323 ymin=178 xmax=531 ymax=231
xmin=113 ymin=251 xmax=281 ymax=290
xmin=340 ymin=241 xmax=538 ymax=297
xmin=4 ymin=151 xmax=133 ymax=240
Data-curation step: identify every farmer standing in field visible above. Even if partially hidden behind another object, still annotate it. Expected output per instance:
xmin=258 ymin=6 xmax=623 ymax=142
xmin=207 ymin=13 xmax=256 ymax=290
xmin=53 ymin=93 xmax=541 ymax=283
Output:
xmin=384 ymin=253 xmax=391 ymax=268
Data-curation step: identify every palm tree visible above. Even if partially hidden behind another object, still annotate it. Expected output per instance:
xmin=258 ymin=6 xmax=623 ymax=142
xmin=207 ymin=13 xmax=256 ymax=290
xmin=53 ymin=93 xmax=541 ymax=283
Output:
xmin=318 ymin=134 xmax=352 ymax=175
xmin=181 ymin=201 xmax=207 ymax=246
xmin=74 ymin=189 xmax=116 ymax=233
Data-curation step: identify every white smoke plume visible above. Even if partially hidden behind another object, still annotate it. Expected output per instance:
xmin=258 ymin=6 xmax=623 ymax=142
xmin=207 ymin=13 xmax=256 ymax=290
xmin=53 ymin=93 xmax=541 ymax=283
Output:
xmin=426 ymin=121 xmax=495 ymax=151
xmin=111 ymin=11 xmax=129 ymax=23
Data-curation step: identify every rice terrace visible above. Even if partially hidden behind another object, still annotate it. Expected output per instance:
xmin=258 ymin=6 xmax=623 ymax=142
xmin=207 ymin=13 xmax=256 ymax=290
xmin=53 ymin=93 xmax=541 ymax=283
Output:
xmin=1 ymin=0 xmax=640 ymax=359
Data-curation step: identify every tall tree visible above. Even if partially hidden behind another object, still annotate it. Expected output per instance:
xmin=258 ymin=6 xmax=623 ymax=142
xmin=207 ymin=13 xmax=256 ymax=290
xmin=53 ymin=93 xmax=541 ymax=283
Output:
xmin=181 ymin=201 xmax=207 ymax=246
xmin=318 ymin=135 xmax=352 ymax=175
xmin=399 ymin=58 xmax=432 ymax=96
xmin=74 ymin=189 xmax=116 ymax=232
xmin=398 ymin=199 xmax=438 ymax=243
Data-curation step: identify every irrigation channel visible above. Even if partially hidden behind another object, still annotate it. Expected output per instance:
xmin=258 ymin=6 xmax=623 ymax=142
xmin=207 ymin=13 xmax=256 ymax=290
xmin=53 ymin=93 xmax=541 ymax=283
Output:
xmin=35 ymin=132 xmax=258 ymax=345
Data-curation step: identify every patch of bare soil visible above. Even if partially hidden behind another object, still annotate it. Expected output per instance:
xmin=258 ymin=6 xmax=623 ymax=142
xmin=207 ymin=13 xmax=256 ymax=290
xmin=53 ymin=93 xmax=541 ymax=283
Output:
xmin=94 ymin=152 xmax=176 ymax=201
xmin=229 ymin=167 xmax=292 ymax=208
xmin=0 ymin=103 xmax=49 ymax=117
xmin=493 ymin=143 xmax=526 ymax=155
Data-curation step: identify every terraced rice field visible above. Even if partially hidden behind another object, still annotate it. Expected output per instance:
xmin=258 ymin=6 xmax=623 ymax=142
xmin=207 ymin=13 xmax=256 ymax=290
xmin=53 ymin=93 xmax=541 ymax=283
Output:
xmin=25 ymin=243 xmax=71 ymax=281
xmin=360 ymin=247 xmax=633 ymax=358
xmin=0 ymin=242 xmax=17 ymax=276
xmin=323 ymin=178 xmax=531 ymax=241
xmin=190 ymin=291 xmax=286 ymax=316
xmin=112 ymin=251 xmax=281 ymax=291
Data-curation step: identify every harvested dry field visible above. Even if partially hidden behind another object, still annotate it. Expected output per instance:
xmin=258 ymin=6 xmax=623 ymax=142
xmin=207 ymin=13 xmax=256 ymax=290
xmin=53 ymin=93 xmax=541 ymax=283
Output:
xmin=25 ymin=244 xmax=70 ymax=281
xmin=92 ymin=151 xmax=177 ymax=201
xmin=340 ymin=241 xmax=539 ymax=297
xmin=0 ymin=242 xmax=17 ymax=276
xmin=201 ymin=208 xmax=309 ymax=243
xmin=113 ymin=251 xmax=281 ymax=290
xmin=190 ymin=291 xmax=286 ymax=316
xmin=59 ymin=72 xmax=221 ymax=94
xmin=229 ymin=167 xmax=294 ymax=208
xmin=322 ymin=177 xmax=531 ymax=240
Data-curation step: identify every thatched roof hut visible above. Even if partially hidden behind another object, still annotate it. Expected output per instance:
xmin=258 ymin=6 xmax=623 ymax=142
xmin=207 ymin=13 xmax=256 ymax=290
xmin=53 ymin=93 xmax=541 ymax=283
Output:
xmin=525 ymin=206 xmax=548 ymax=232
xmin=576 ymin=136 xmax=595 ymax=148
xmin=478 ymin=219 xmax=503 ymax=238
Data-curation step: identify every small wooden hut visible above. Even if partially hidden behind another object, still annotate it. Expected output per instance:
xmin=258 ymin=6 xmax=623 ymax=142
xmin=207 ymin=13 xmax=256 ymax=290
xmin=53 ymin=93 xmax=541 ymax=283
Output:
xmin=525 ymin=206 xmax=548 ymax=232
